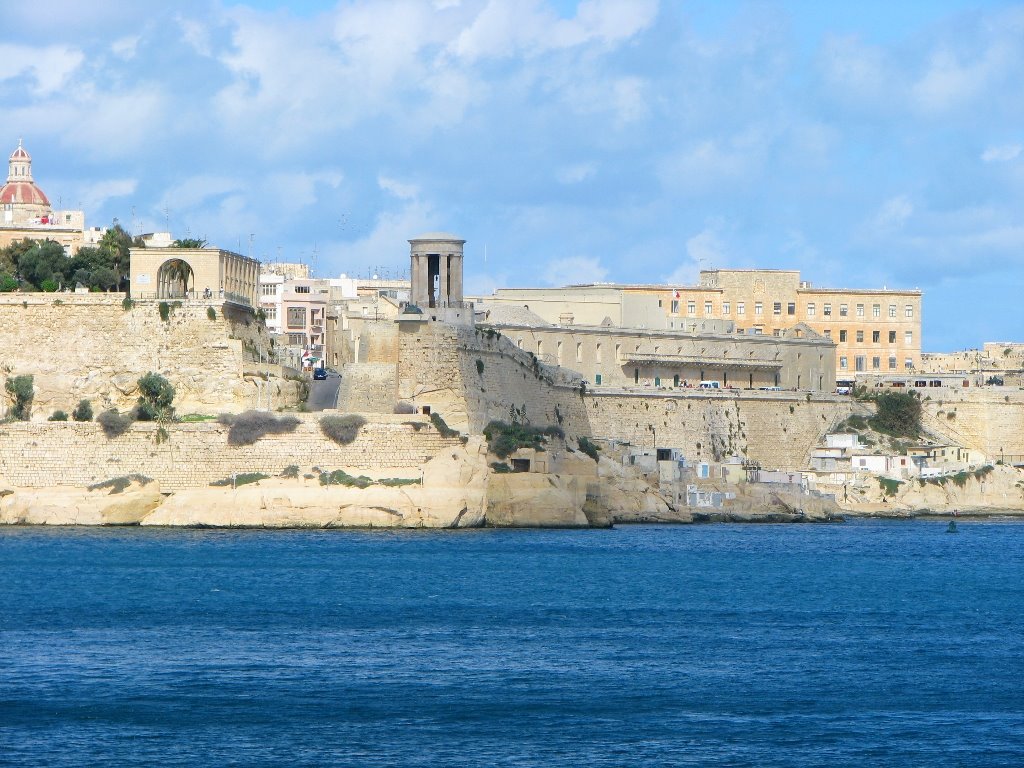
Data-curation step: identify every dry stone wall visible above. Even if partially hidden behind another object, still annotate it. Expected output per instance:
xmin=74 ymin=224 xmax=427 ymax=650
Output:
xmin=921 ymin=390 xmax=1024 ymax=460
xmin=0 ymin=415 xmax=462 ymax=491
xmin=0 ymin=294 xmax=284 ymax=417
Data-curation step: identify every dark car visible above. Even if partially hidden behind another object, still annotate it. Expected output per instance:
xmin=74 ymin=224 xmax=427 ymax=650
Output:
xmin=313 ymin=368 xmax=328 ymax=380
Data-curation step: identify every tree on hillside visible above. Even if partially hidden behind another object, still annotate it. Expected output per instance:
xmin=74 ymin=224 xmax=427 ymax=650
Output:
xmin=869 ymin=391 xmax=922 ymax=438
xmin=98 ymin=223 xmax=137 ymax=292
xmin=134 ymin=372 xmax=175 ymax=421
xmin=15 ymin=240 xmax=66 ymax=291
xmin=172 ymin=238 xmax=207 ymax=248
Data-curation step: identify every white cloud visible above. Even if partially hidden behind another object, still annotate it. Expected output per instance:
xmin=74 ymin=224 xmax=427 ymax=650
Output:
xmin=0 ymin=44 xmax=84 ymax=95
xmin=981 ymin=144 xmax=1022 ymax=163
xmin=75 ymin=178 xmax=137 ymax=217
xmin=379 ymin=176 xmax=419 ymax=200
xmin=542 ymin=255 xmax=608 ymax=286
xmin=555 ymin=163 xmax=596 ymax=184
xmin=110 ymin=35 xmax=139 ymax=60
xmin=874 ymin=195 xmax=914 ymax=231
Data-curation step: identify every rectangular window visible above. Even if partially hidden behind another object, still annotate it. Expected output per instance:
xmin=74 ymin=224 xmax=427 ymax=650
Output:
xmin=294 ymin=285 xmax=311 ymax=294
xmin=261 ymin=284 xmax=278 ymax=296
xmin=264 ymin=306 xmax=277 ymax=320
xmin=840 ymin=356 xmax=848 ymax=370
xmin=856 ymin=356 xmax=866 ymax=372
xmin=595 ymin=373 xmax=602 ymax=385
xmin=873 ymin=304 xmax=880 ymax=318
xmin=286 ymin=307 xmax=306 ymax=328
xmin=872 ymin=330 xmax=880 ymax=343
xmin=722 ymin=301 xmax=731 ymax=315
xmin=596 ymin=343 xmax=602 ymax=363
xmin=772 ymin=329 xmax=781 ymax=337
xmin=737 ymin=302 xmax=745 ymax=315
xmin=905 ymin=305 xmax=913 ymax=318
xmin=889 ymin=356 xmax=897 ymax=370
xmin=889 ymin=304 xmax=897 ymax=318
xmin=856 ymin=303 xmax=864 ymax=317
xmin=288 ymin=333 xmax=305 ymax=346
xmin=889 ymin=331 xmax=896 ymax=343
xmin=905 ymin=331 xmax=913 ymax=344
xmin=671 ymin=300 xmax=679 ymax=313
xmin=615 ymin=343 xmax=621 ymax=360
xmin=856 ymin=330 xmax=864 ymax=343
xmin=823 ymin=303 xmax=832 ymax=317
xmin=840 ymin=304 xmax=848 ymax=317
xmin=705 ymin=301 xmax=713 ymax=315
xmin=823 ymin=329 xmax=832 ymax=339
xmin=839 ymin=329 xmax=847 ymax=342
xmin=773 ymin=301 xmax=782 ymax=315
xmin=687 ymin=301 xmax=696 ymax=316
xmin=754 ymin=302 xmax=763 ymax=316
xmin=807 ymin=302 xmax=816 ymax=318
xmin=905 ymin=358 xmax=913 ymax=369
xmin=556 ymin=341 xmax=563 ymax=363
xmin=787 ymin=302 xmax=796 ymax=315
xmin=872 ymin=356 xmax=881 ymax=370
xmin=576 ymin=343 xmax=583 ymax=363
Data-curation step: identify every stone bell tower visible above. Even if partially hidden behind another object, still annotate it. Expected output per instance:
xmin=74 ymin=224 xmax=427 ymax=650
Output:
xmin=408 ymin=232 xmax=471 ymax=324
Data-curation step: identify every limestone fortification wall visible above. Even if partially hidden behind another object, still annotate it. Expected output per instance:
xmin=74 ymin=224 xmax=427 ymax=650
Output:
xmin=0 ymin=414 xmax=462 ymax=491
xmin=396 ymin=321 xmax=852 ymax=470
xmin=0 ymin=294 xmax=285 ymax=417
xmin=397 ymin=322 xmax=590 ymax=434
xmin=921 ymin=389 xmax=1024 ymax=460
xmin=584 ymin=390 xmax=855 ymax=470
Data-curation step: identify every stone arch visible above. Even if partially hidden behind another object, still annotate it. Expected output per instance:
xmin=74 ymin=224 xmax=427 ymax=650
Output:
xmin=155 ymin=257 xmax=195 ymax=299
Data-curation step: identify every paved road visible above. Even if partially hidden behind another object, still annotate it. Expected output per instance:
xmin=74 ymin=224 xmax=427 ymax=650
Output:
xmin=306 ymin=373 xmax=341 ymax=411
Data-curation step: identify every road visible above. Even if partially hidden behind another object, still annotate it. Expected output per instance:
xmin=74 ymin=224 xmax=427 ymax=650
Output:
xmin=305 ymin=372 xmax=341 ymax=411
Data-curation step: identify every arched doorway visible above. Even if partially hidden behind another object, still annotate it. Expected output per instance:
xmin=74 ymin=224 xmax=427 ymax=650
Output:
xmin=156 ymin=258 xmax=195 ymax=299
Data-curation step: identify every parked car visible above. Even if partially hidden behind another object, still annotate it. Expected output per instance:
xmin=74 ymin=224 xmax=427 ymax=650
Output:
xmin=313 ymin=368 xmax=328 ymax=380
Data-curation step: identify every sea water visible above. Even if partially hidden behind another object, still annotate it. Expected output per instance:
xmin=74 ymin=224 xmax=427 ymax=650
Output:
xmin=1 ymin=520 xmax=1022 ymax=767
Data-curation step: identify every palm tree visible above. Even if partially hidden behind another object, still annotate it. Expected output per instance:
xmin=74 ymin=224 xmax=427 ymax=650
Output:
xmin=160 ymin=259 xmax=194 ymax=298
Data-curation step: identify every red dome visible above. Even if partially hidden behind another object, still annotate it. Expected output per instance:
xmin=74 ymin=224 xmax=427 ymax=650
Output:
xmin=0 ymin=181 xmax=49 ymax=206
xmin=9 ymin=145 xmax=29 ymax=161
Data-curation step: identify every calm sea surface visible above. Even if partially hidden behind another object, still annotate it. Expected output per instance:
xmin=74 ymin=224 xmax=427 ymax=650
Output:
xmin=2 ymin=520 xmax=1023 ymax=767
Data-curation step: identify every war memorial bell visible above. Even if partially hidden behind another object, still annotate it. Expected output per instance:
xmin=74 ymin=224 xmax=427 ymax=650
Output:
xmin=407 ymin=232 xmax=472 ymax=325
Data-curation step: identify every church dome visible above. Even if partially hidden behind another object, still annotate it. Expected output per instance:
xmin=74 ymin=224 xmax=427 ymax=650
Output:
xmin=9 ymin=143 xmax=30 ymax=161
xmin=0 ymin=181 xmax=49 ymax=206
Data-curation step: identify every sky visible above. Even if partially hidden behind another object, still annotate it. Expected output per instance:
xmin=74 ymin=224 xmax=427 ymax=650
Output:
xmin=2 ymin=0 xmax=1022 ymax=351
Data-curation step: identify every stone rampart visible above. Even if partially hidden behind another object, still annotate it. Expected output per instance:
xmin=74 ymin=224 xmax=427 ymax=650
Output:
xmin=584 ymin=389 xmax=854 ymax=470
xmin=0 ymin=293 xmax=286 ymax=417
xmin=0 ymin=414 xmax=462 ymax=491
xmin=921 ymin=389 xmax=1024 ymax=461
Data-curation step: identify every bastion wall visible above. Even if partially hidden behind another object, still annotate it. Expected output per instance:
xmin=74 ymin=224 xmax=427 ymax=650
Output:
xmin=0 ymin=415 xmax=462 ymax=491
xmin=920 ymin=389 xmax=1024 ymax=460
xmin=0 ymin=294 xmax=284 ymax=417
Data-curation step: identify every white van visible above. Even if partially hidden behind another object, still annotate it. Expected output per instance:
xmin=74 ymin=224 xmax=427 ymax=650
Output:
xmin=698 ymin=381 xmax=721 ymax=390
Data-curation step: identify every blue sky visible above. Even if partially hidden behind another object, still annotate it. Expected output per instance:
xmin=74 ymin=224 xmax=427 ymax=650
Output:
xmin=2 ymin=0 xmax=1022 ymax=350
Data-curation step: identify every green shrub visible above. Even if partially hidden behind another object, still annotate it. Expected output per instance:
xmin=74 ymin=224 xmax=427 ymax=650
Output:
xmin=158 ymin=301 xmax=170 ymax=321
xmin=135 ymin=372 xmax=175 ymax=421
xmin=177 ymin=413 xmax=216 ymax=422
xmin=378 ymin=477 xmax=420 ymax=487
xmin=476 ymin=359 xmax=484 ymax=376
xmin=121 ymin=296 xmax=135 ymax=311
xmin=430 ymin=412 xmax=461 ymax=439
xmin=219 ymin=410 xmax=300 ymax=446
xmin=489 ymin=462 xmax=512 ymax=473
xmin=207 ymin=306 xmax=217 ymax=321
xmin=577 ymin=436 xmax=600 ymax=461
xmin=40 ymin=278 xmax=58 ymax=292
xmin=0 ymin=273 xmax=17 ymax=292
xmin=483 ymin=420 xmax=564 ymax=458
xmin=88 ymin=474 xmax=153 ymax=494
xmin=210 ymin=472 xmax=269 ymax=487
xmin=280 ymin=465 xmax=300 ymax=479
xmin=72 ymin=399 xmax=93 ymax=422
xmin=878 ymin=477 xmax=903 ymax=496
xmin=5 ymin=374 xmax=34 ymax=421
xmin=393 ymin=402 xmax=417 ymax=414
xmin=48 ymin=410 xmax=68 ymax=422
xmin=869 ymin=391 xmax=921 ymax=437
xmin=97 ymin=409 xmax=134 ymax=438
xmin=320 ymin=414 xmax=366 ymax=445
xmin=319 ymin=469 xmax=373 ymax=488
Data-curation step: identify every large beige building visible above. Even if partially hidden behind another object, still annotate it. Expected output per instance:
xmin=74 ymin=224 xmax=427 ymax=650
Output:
xmin=669 ymin=270 xmax=922 ymax=377
xmin=0 ymin=141 xmax=86 ymax=254
xmin=130 ymin=246 xmax=259 ymax=307
xmin=482 ymin=269 xmax=921 ymax=378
